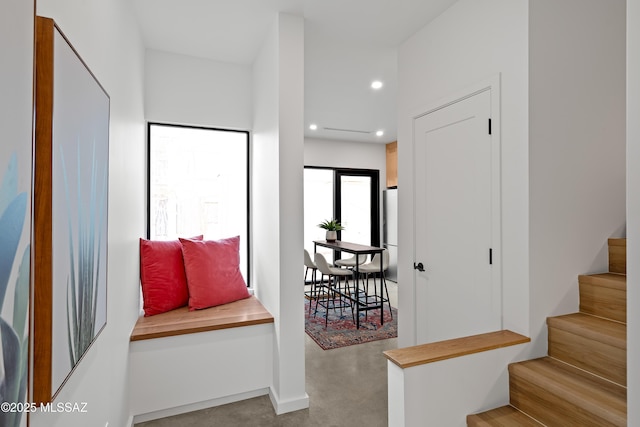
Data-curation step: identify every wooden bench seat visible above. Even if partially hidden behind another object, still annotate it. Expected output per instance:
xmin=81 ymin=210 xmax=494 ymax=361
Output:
xmin=130 ymin=295 xmax=274 ymax=341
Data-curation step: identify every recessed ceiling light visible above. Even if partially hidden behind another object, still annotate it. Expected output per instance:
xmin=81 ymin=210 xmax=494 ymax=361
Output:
xmin=371 ymin=81 xmax=383 ymax=90
xmin=309 ymin=124 xmax=318 ymax=130
xmin=376 ymin=130 xmax=384 ymax=137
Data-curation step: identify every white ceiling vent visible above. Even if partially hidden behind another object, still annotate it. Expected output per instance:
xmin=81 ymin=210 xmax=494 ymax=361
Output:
xmin=323 ymin=127 xmax=373 ymax=134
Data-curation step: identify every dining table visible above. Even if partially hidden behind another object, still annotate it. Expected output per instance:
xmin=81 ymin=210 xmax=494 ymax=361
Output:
xmin=313 ymin=240 xmax=385 ymax=329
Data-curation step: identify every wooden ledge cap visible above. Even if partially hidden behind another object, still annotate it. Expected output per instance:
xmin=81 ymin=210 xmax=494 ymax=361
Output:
xmin=607 ymin=238 xmax=626 ymax=247
xmin=130 ymin=295 xmax=274 ymax=341
xmin=384 ymin=330 xmax=530 ymax=369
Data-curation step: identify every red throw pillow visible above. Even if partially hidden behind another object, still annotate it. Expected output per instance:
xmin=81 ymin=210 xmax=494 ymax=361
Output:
xmin=179 ymin=236 xmax=250 ymax=310
xmin=139 ymin=235 xmax=203 ymax=316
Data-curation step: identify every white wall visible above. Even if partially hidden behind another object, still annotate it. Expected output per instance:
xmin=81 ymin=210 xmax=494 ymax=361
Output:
xmin=528 ymin=0 xmax=626 ymax=356
xmin=145 ymin=49 xmax=252 ymax=130
xmin=33 ymin=1 xmax=146 ymax=426
xmin=304 ymin=137 xmax=386 ymax=172
xmin=627 ymin=0 xmax=640 ymax=424
xmin=397 ymin=0 xmax=530 ymax=348
xmin=252 ymin=13 xmax=309 ymax=414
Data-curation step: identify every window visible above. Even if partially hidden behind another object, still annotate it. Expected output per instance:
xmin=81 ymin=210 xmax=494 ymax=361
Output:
xmin=147 ymin=123 xmax=250 ymax=280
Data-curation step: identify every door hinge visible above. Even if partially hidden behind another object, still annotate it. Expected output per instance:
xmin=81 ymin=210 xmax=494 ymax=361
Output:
xmin=489 ymin=248 xmax=493 ymax=265
xmin=488 ymin=118 xmax=492 ymax=135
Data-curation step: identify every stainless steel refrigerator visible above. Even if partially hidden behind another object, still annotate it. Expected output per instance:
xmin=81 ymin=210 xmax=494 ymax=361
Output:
xmin=383 ymin=188 xmax=398 ymax=282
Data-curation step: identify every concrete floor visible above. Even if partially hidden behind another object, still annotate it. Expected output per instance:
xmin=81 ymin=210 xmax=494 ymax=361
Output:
xmin=136 ymin=281 xmax=398 ymax=427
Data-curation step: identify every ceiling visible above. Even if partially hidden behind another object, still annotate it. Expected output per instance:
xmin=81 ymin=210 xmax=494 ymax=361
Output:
xmin=132 ymin=0 xmax=459 ymax=144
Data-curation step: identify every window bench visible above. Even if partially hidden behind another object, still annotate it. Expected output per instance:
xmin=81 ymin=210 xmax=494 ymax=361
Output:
xmin=130 ymin=295 xmax=274 ymax=341
xmin=128 ymin=296 xmax=275 ymax=424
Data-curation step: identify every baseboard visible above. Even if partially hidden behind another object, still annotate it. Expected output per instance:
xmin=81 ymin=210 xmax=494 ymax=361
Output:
xmin=132 ymin=388 xmax=270 ymax=423
xmin=268 ymin=387 xmax=310 ymax=415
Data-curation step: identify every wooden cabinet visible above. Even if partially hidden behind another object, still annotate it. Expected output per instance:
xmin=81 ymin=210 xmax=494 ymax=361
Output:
xmin=386 ymin=141 xmax=398 ymax=188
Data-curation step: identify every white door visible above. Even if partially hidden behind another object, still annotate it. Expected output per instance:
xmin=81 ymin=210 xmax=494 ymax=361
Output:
xmin=414 ymin=89 xmax=501 ymax=344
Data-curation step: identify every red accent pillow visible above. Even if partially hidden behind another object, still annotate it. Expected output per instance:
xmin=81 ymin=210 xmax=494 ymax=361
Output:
xmin=139 ymin=235 xmax=203 ymax=316
xmin=179 ymin=236 xmax=250 ymax=310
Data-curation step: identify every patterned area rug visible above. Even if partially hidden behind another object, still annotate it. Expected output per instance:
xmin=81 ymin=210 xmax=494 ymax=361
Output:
xmin=304 ymin=298 xmax=397 ymax=350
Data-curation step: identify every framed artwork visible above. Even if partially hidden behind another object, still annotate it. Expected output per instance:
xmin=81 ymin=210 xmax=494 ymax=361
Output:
xmin=33 ymin=16 xmax=109 ymax=403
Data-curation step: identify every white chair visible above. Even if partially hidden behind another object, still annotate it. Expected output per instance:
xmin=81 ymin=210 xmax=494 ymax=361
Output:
xmin=357 ymin=249 xmax=392 ymax=318
xmin=314 ymin=252 xmax=355 ymax=327
xmin=303 ymin=249 xmax=318 ymax=315
xmin=334 ymin=254 xmax=367 ymax=268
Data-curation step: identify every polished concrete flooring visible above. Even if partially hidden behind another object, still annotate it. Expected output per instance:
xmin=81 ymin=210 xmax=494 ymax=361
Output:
xmin=137 ymin=281 xmax=398 ymax=427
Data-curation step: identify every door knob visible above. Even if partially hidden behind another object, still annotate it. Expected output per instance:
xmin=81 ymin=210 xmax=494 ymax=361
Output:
xmin=413 ymin=262 xmax=425 ymax=272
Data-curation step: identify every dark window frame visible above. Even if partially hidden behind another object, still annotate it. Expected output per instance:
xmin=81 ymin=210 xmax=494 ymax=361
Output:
xmin=304 ymin=166 xmax=380 ymax=259
xmin=147 ymin=122 xmax=251 ymax=284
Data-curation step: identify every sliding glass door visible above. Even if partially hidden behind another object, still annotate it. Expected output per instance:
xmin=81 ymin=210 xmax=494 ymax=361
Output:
xmin=304 ymin=167 xmax=379 ymax=263
xmin=337 ymin=172 xmax=376 ymax=247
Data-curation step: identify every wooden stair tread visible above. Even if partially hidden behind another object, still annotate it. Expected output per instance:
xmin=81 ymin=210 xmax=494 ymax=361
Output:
xmin=547 ymin=313 xmax=626 ymax=349
xmin=467 ymin=406 xmax=543 ymax=426
xmin=547 ymin=313 xmax=627 ymax=385
xmin=578 ymin=273 xmax=626 ymax=289
xmin=509 ymin=357 xmax=626 ymax=425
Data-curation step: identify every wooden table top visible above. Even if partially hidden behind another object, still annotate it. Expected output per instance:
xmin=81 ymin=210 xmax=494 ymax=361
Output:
xmin=313 ymin=240 xmax=383 ymax=254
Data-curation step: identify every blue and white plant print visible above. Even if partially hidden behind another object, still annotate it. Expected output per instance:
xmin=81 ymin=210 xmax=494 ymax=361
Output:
xmin=60 ymin=142 xmax=107 ymax=367
xmin=0 ymin=153 xmax=30 ymax=427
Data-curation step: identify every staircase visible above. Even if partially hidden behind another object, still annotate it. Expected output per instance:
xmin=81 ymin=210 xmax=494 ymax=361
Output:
xmin=467 ymin=238 xmax=627 ymax=426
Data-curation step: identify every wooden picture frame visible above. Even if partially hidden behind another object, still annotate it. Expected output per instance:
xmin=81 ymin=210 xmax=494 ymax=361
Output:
xmin=33 ymin=16 xmax=109 ymax=404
